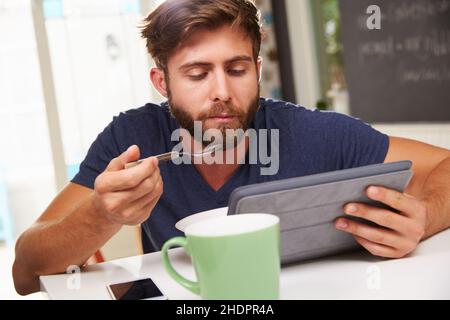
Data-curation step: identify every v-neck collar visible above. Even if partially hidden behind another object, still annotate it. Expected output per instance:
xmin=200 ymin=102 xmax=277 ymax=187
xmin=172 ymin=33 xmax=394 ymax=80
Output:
xmin=183 ymin=160 xmax=248 ymax=198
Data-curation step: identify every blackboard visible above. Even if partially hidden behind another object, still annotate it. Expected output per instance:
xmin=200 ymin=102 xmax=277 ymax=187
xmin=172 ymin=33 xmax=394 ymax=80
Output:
xmin=339 ymin=0 xmax=450 ymax=122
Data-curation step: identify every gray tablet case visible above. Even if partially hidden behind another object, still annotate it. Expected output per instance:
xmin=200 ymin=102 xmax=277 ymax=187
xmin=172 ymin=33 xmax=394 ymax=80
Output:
xmin=227 ymin=161 xmax=413 ymax=265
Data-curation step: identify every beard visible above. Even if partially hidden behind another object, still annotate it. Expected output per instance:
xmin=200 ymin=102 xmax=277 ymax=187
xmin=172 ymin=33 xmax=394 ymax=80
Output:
xmin=167 ymin=86 xmax=260 ymax=147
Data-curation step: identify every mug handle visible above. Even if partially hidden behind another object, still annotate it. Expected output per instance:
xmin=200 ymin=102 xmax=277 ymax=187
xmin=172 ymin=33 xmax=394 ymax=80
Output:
xmin=161 ymin=237 xmax=200 ymax=295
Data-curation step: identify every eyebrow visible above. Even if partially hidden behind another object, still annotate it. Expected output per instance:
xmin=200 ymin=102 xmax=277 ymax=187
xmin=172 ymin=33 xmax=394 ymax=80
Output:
xmin=179 ymin=55 xmax=253 ymax=72
xmin=224 ymin=55 xmax=253 ymax=66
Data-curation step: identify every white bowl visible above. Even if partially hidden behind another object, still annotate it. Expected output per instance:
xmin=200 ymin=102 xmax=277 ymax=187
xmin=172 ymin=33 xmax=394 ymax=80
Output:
xmin=175 ymin=207 xmax=228 ymax=232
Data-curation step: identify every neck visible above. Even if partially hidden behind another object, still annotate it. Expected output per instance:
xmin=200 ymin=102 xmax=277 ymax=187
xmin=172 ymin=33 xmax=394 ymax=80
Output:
xmin=194 ymin=138 xmax=249 ymax=191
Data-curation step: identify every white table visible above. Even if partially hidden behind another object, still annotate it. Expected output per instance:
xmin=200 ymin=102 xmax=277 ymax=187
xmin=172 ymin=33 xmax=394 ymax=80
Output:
xmin=40 ymin=229 xmax=450 ymax=299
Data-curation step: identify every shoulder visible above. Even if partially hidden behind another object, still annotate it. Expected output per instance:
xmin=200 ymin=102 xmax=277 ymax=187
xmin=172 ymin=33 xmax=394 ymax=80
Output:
xmin=96 ymin=101 xmax=177 ymax=155
xmin=113 ymin=101 xmax=173 ymax=125
xmin=109 ymin=101 xmax=177 ymax=135
xmin=258 ymin=97 xmax=363 ymax=129
xmin=259 ymin=97 xmax=310 ymax=117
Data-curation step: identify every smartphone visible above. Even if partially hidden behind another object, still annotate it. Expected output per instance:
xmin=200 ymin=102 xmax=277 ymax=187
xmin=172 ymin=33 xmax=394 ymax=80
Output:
xmin=107 ymin=278 xmax=167 ymax=300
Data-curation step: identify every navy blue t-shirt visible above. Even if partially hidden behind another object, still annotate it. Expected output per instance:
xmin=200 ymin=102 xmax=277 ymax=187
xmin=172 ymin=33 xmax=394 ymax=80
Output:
xmin=71 ymin=98 xmax=389 ymax=253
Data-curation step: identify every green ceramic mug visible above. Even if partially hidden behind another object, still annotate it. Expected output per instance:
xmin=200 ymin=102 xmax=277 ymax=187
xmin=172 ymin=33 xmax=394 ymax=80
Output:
xmin=162 ymin=213 xmax=280 ymax=300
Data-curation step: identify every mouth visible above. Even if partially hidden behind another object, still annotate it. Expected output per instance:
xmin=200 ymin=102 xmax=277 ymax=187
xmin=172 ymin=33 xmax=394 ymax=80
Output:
xmin=207 ymin=114 xmax=237 ymax=123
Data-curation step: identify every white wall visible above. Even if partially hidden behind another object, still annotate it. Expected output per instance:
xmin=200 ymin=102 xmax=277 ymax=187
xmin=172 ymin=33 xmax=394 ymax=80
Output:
xmin=373 ymin=123 xmax=450 ymax=150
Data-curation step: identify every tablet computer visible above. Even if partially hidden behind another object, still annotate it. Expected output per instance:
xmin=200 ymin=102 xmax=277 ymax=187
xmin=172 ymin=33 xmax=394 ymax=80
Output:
xmin=227 ymin=161 xmax=413 ymax=264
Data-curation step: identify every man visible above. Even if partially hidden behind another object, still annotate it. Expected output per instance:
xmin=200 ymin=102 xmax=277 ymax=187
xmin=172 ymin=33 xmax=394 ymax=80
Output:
xmin=13 ymin=0 xmax=450 ymax=295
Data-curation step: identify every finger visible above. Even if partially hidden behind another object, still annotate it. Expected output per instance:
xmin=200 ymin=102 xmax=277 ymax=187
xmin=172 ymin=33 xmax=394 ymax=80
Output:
xmin=353 ymin=235 xmax=400 ymax=258
xmin=121 ymin=180 xmax=163 ymax=225
xmin=98 ymin=170 xmax=161 ymax=215
xmin=343 ymin=203 xmax=412 ymax=235
xmin=120 ymin=169 xmax=161 ymax=204
xmin=139 ymin=179 xmax=163 ymax=210
xmin=145 ymin=178 xmax=164 ymax=208
xmin=335 ymin=217 xmax=406 ymax=248
xmin=366 ymin=186 xmax=418 ymax=218
xmin=107 ymin=145 xmax=140 ymax=171
xmin=121 ymin=192 xmax=155 ymax=224
xmin=103 ymin=157 xmax=158 ymax=191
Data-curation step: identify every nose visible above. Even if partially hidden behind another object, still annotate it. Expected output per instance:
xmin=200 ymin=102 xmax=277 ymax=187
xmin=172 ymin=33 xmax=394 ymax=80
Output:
xmin=209 ymin=70 xmax=231 ymax=103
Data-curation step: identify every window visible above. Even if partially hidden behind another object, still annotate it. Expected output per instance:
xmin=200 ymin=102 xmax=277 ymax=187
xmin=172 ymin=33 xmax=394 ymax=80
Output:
xmin=45 ymin=0 xmax=162 ymax=174
xmin=0 ymin=0 xmax=162 ymax=239
xmin=0 ymin=0 xmax=56 ymax=238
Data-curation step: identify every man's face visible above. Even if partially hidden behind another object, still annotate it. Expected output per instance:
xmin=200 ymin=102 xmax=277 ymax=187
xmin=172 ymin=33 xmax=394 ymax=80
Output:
xmin=164 ymin=25 xmax=261 ymax=142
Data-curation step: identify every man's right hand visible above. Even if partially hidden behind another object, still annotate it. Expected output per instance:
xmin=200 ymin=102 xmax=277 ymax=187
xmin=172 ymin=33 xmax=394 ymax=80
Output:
xmin=93 ymin=145 xmax=163 ymax=226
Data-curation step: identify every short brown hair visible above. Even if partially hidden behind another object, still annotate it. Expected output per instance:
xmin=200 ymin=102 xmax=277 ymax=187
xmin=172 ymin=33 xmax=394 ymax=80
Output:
xmin=140 ymin=0 xmax=262 ymax=71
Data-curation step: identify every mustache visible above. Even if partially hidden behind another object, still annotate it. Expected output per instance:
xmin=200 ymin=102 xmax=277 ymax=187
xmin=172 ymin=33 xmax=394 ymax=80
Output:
xmin=197 ymin=103 xmax=241 ymax=120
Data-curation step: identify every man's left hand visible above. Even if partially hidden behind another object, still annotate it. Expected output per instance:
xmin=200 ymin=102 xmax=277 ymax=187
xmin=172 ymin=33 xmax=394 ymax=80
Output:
xmin=335 ymin=186 xmax=427 ymax=258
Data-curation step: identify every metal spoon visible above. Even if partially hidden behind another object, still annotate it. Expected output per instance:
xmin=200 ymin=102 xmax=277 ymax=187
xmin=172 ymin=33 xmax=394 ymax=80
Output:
xmin=124 ymin=143 xmax=221 ymax=169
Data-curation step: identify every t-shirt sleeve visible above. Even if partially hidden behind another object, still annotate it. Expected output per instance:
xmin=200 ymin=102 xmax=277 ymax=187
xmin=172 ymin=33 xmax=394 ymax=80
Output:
xmin=71 ymin=120 xmax=121 ymax=189
xmin=324 ymin=111 xmax=389 ymax=170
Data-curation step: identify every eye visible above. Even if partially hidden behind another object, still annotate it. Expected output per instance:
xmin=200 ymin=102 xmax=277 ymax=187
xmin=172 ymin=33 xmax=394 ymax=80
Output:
xmin=188 ymin=72 xmax=207 ymax=81
xmin=228 ymin=69 xmax=246 ymax=76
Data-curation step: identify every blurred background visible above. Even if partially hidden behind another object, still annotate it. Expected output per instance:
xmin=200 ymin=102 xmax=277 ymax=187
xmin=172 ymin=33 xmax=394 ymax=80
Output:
xmin=0 ymin=0 xmax=449 ymax=299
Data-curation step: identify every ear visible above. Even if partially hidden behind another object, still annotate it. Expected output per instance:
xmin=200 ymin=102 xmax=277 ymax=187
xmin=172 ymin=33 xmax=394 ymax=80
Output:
xmin=256 ymin=56 xmax=263 ymax=83
xmin=150 ymin=67 xmax=168 ymax=98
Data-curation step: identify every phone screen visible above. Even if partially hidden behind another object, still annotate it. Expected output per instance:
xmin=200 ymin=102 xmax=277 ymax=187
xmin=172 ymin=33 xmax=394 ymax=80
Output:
xmin=107 ymin=278 xmax=167 ymax=300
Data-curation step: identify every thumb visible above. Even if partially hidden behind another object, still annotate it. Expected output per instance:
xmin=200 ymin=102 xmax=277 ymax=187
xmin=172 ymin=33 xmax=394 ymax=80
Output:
xmin=107 ymin=145 xmax=140 ymax=171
